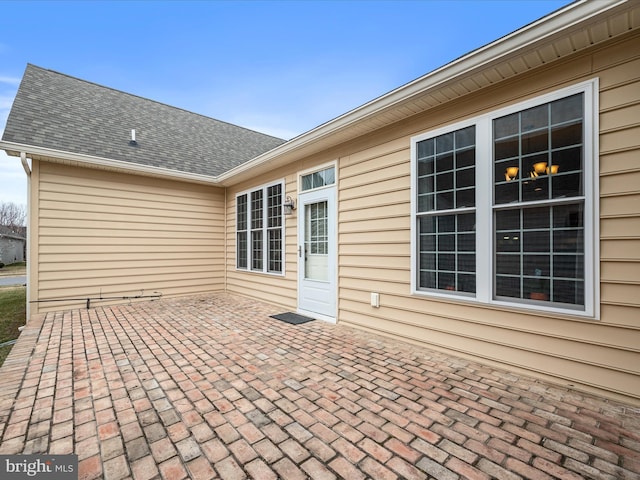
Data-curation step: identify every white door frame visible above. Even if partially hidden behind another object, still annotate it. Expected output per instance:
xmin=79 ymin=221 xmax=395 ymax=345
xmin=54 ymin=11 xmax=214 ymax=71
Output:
xmin=297 ymin=184 xmax=337 ymax=323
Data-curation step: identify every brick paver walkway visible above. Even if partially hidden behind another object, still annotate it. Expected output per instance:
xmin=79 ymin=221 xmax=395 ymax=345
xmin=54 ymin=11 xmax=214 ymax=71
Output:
xmin=0 ymin=293 xmax=638 ymax=480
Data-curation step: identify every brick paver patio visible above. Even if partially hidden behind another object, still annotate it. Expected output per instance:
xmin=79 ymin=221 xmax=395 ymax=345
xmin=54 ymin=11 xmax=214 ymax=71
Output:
xmin=0 ymin=293 xmax=638 ymax=480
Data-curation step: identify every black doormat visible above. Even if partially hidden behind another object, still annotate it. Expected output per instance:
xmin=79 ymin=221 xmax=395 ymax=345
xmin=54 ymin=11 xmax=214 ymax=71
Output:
xmin=270 ymin=312 xmax=315 ymax=325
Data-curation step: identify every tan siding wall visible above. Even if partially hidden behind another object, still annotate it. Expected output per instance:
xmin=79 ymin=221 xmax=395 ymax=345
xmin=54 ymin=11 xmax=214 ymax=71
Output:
xmin=598 ymin=36 xmax=640 ymax=333
xmin=32 ymin=162 xmax=225 ymax=313
xmin=336 ymin=32 xmax=640 ymax=403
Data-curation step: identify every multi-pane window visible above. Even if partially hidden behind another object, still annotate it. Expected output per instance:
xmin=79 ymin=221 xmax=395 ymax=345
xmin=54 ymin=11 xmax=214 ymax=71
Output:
xmin=306 ymin=202 xmax=328 ymax=255
xmin=416 ymin=126 xmax=476 ymax=294
xmin=412 ymin=82 xmax=595 ymax=315
xmin=236 ymin=194 xmax=248 ymax=269
xmin=251 ymin=190 xmax=263 ymax=270
xmin=494 ymin=205 xmax=584 ymax=305
xmin=236 ymin=181 xmax=284 ymax=274
xmin=267 ymin=184 xmax=283 ymax=273
xmin=301 ymin=167 xmax=335 ymax=191
xmin=494 ymin=94 xmax=585 ymax=306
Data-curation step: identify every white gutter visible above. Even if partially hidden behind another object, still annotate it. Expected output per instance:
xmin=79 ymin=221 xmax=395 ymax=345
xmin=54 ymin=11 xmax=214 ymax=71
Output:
xmin=20 ymin=151 xmax=32 ymax=320
xmin=20 ymin=151 xmax=31 ymax=176
xmin=217 ymin=0 xmax=627 ymax=183
xmin=0 ymin=141 xmax=220 ymax=185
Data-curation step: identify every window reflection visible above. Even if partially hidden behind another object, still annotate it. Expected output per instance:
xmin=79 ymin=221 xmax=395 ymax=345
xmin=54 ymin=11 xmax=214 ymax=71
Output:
xmin=494 ymin=93 xmax=584 ymax=206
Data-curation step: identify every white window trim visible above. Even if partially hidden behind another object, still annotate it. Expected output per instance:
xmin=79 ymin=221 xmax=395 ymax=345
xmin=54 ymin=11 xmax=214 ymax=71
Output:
xmin=297 ymin=161 xmax=338 ymax=193
xmin=235 ymin=179 xmax=286 ymax=276
xmin=410 ymin=79 xmax=599 ymax=319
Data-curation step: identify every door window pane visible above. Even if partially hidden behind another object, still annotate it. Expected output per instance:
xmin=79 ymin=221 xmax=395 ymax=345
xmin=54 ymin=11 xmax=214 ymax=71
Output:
xmin=304 ymin=201 xmax=328 ymax=281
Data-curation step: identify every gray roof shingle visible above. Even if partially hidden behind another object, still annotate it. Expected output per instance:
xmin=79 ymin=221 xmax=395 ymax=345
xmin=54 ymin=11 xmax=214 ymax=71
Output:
xmin=2 ymin=64 xmax=286 ymax=177
xmin=0 ymin=225 xmax=26 ymax=240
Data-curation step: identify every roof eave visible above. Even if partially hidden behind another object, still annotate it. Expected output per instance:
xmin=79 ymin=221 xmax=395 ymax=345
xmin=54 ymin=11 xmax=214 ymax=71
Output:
xmin=0 ymin=141 xmax=221 ymax=186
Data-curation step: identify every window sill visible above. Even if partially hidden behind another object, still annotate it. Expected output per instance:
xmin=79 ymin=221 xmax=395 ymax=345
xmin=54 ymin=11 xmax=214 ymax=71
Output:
xmin=235 ymin=268 xmax=285 ymax=278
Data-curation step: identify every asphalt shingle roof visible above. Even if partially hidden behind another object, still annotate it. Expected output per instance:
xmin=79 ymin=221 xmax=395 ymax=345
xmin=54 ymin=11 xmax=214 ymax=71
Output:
xmin=0 ymin=225 xmax=26 ymax=240
xmin=1 ymin=64 xmax=286 ymax=177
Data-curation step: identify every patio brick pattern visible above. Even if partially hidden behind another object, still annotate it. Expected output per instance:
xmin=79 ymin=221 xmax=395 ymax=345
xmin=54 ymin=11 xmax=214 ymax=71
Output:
xmin=0 ymin=293 xmax=639 ymax=479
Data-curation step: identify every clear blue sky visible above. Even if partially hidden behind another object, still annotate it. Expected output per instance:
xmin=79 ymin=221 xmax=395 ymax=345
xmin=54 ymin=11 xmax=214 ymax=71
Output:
xmin=0 ymin=0 xmax=571 ymax=207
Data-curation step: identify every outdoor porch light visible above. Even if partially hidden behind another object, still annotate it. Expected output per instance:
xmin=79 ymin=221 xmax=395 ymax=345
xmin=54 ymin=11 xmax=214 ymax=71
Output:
xmin=283 ymin=195 xmax=296 ymax=215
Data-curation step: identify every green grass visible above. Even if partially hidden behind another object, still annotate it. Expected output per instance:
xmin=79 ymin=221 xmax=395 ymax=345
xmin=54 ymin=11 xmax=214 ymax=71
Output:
xmin=0 ymin=286 xmax=27 ymax=367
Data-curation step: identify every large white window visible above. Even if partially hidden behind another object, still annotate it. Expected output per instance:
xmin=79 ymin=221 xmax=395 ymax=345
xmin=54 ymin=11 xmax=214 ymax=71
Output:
xmin=236 ymin=181 xmax=284 ymax=274
xmin=416 ymin=125 xmax=477 ymax=295
xmin=411 ymin=81 xmax=598 ymax=317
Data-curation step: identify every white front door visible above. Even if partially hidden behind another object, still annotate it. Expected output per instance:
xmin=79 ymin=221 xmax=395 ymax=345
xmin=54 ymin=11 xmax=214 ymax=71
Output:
xmin=298 ymin=186 xmax=336 ymax=321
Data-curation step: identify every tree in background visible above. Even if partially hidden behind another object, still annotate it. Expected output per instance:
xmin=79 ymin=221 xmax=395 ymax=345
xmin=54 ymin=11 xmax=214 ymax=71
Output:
xmin=0 ymin=202 xmax=26 ymax=233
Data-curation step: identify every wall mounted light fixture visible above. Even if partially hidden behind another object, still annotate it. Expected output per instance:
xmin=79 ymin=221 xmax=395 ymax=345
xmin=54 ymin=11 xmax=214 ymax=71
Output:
xmin=283 ymin=195 xmax=296 ymax=215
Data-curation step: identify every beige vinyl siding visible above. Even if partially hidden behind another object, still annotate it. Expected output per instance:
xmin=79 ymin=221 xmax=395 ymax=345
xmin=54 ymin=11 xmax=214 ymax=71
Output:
xmin=225 ymin=169 xmax=298 ymax=310
xmin=337 ymin=31 xmax=640 ymax=403
xmin=598 ymin=38 xmax=640 ymax=330
xmin=32 ymin=161 xmax=225 ymax=313
xmin=340 ymin=139 xmax=410 ymax=308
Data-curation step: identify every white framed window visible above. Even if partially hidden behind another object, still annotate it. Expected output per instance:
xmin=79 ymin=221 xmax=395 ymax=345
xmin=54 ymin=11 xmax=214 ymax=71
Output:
xmin=411 ymin=80 xmax=598 ymax=318
xmin=415 ymin=124 xmax=477 ymax=295
xmin=236 ymin=180 xmax=284 ymax=274
xmin=300 ymin=165 xmax=336 ymax=192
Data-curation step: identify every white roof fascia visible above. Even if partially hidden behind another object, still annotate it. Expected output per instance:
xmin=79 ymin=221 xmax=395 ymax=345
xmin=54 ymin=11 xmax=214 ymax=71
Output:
xmin=0 ymin=141 xmax=220 ymax=185
xmin=217 ymin=0 xmax=627 ymax=184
